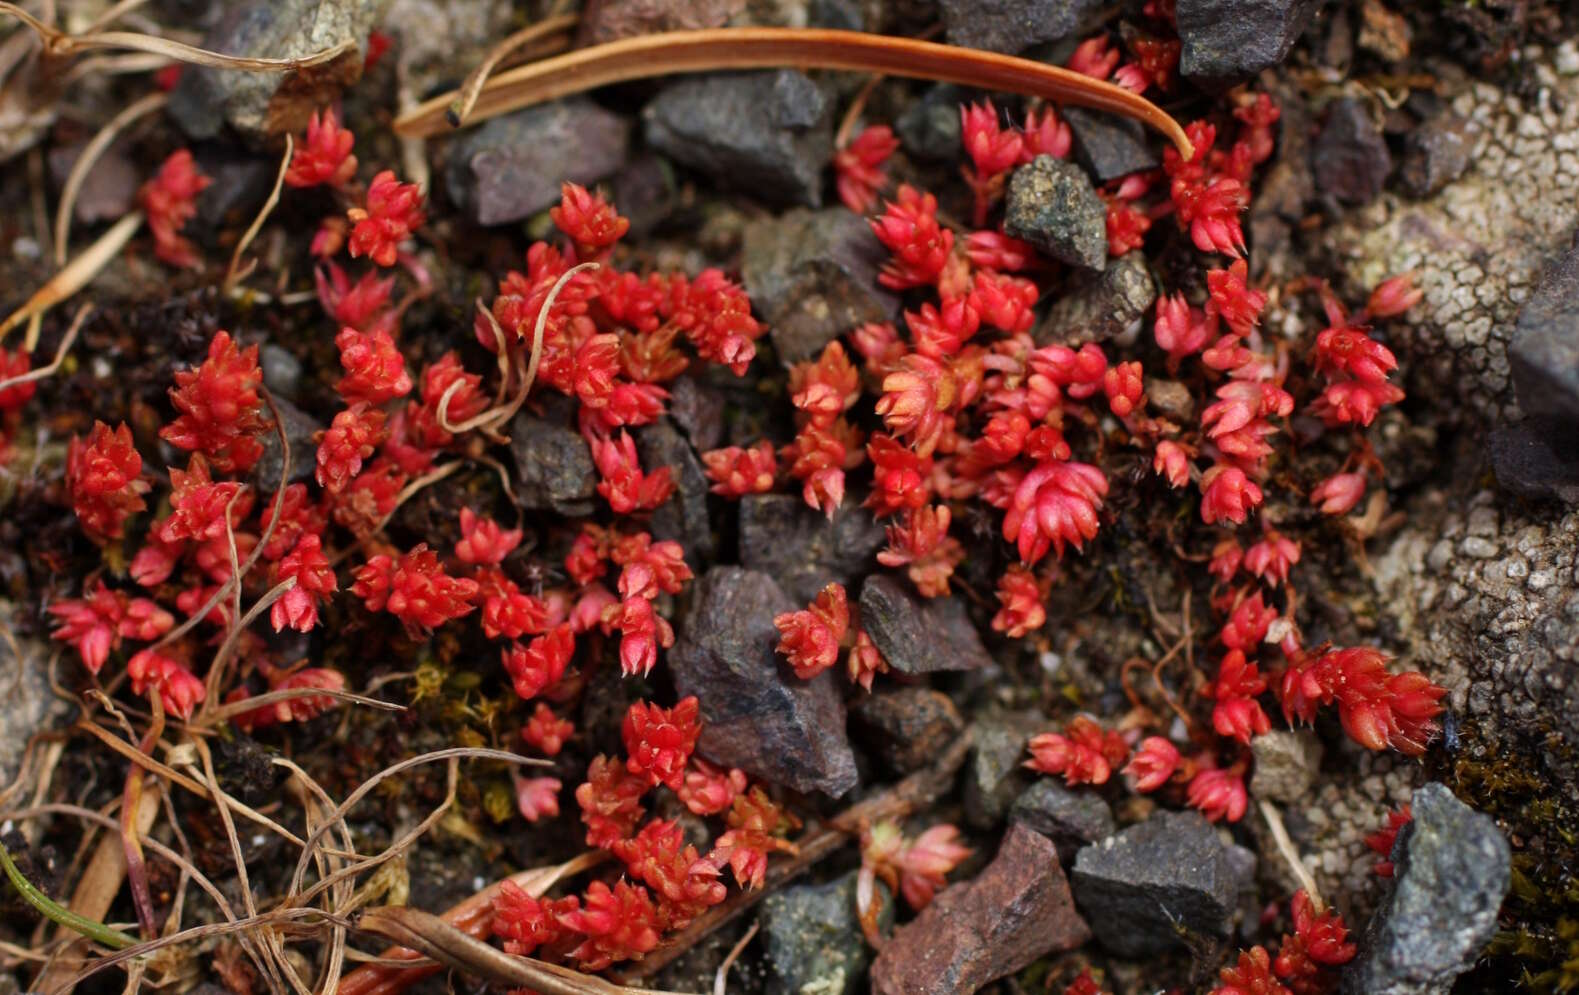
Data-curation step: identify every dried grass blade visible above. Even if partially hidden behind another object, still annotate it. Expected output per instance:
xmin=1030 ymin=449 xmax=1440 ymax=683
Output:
xmin=393 ymin=27 xmax=1192 ymax=157
xmin=0 ymin=212 xmax=141 ymax=341
xmin=445 ymin=12 xmax=579 ymax=127
xmin=53 ymin=92 xmax=165 ymax=265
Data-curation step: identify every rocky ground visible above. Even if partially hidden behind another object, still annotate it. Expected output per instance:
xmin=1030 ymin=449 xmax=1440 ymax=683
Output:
xmin=1 ymin=1 xmax=1577 ymax=994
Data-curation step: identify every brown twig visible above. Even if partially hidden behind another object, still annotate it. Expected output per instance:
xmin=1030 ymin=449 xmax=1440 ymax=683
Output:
xmin=393 ymin=28 xmax=1193 ymax=158
xmin=444 ymin=12 xmax=580 ymax=127
xmin=224 ymin=134 xmax=293 ymax=294
xmin=52 ymin=92 xmax=165 ymax=266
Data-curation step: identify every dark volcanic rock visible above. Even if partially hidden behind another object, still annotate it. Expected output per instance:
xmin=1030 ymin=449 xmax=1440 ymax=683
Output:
xmin=738 ymin=494 xmax=886 ymax=605
xmin=1063 ymin=106 xmax=1160 ymax=182
xmin=1342 ymin=783 xmax=1510 ymax=995
xmin=1400 ymin=113 xmax=1475 ymax=198
xmin=255 ymin=395 xmax=320 ymax=492
xmin=858 ymin=575 xmax=993 ymax=675
xmin=1036 ymin=251 xmax=1154 ymax=346
xmin=851 ymin=687 xmax=965 ymax=776
xmin=636 ymin=418 xmax=715 ymax=565
xmin=168 ymin=0 xmax=372 ymax=142
xmin=1177 ymin=0 xmax=1319 ymax=80
xmin=446 ymin=99 xmax=631 ymax=226
xmin=938 ymin=0 xmax=1104 ymax=54
xmin=509 ymin=413 xmax=596 ymax=517
xmin=870 ymin=825 xmax=1090 ymax=995
xmin=610 ymin=153 xmax=677 ymax=239
xmin=896 ymin=84 xmax=967 ymax=161
xmin=1312 ymin=97 xmax=1393 ymax=205
xmin=644 ymin=70 xmax=834 ymax=208
xmin=742 ymin=208 xmax=897 ymax=363
xmin=1010 ymin=779 xmax=1115 ymax=863
xmin=963 ymin=711 xmax=1044 ymax=829
xmin=670 ymin=568 xmax=857 ymax=797
xmin=579 ymin=0 xmax=740 ymax=45
xmin=761 ymin=871 xmax=887 ymax=995
xmin=192 ymin=147 xmax=277 ymax=232
xmin=1072 ymin=809 xmax=1254 ymax=957
xmin=666 ymin=375 xmax=726 ymax=452
xmin=1489 ymin=418 xmax=1579 ymax=504
xmin=1508 ymin=238 xmax=1579 ymax=426
xmin=259 ymin=343 xmax=303 ymax=401
xmin=1003 ymin=155 xmax=1107 ymax=271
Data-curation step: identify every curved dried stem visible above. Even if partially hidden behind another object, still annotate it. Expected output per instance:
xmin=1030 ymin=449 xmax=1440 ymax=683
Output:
xmin=197 ymin=685 xmax=403 ymax=727
xmin=0 ymin=303 xmax=90 ymax=394
xmin=224 ymin=134 xmax=293 ymax=294
xmin=53 ymin=92 xmax=165 ymax=266
xmin=445 ymin=12 xmax=579 ymax=128
xmin=1259 ymin=799 xmax=1323 ymax=910
xmin=0 ymin=3 xmax=357 ymax=71
xmin=394 ymin=27 xmax=1192 ymax=159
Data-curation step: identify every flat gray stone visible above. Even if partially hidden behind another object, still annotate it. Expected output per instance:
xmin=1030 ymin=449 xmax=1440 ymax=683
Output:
xmin=1003 ymin=155 xmax=1107 ymax=271
xmin=858 ymin=574 xmax=993 ymax=675
xmin=1177 ymin=0 xmax=1319 ymax=81
xmin=938 ymin=0 xmax=1105 ymax=54
xmin=737 ymin=493 xmax=886 ymax=606
xmin=1036 ymin=251 xmax=1155 ymax=346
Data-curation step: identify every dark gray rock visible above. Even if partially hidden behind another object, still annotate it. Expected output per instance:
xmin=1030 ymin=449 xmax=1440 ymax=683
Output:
xmin=1072 ymin=809 xmax=1255 ymax=957
xmin=1342 ymin=783 xmax=1510 ymax=995
xmin=1400 ymin=113 xmax=1474 ymax=198
xmin=1489 ymin=418 xmax=1579 ymax=505
xmin=579 ymin=0 xmax=740 ymax=45
xmin=1248 ymin=729 xmax=1323 ymax=803
xmin=761 ymin=871 xmax=888 ymax=995
xmin=610 ymin=153 xmax=676 ymax=239
xmin=858 ymin=575 xmax=993 ymax=675
xmin=1064 ymin=106 xmax=1160 ymax=183
xmin=808 ymin=0 xmax=864 ymax=30
xmin=1003 ymin=155 xmax=1107 ymax=271
xmin=1312 ymin=97 xmax=1393 ymax=205
xmin=255 ymin=395 xmax=320 ymax=492
xmin=191 ymin=147 xmax=276 ymax=234
xmin=851 ymin=687 xmax=965 ymax=776
xmin=636 ymin=418 xmax=715 ymax=565
xmin=1509 ymin=239 xmax=1579 ymax=426
xmin=871 ymin=825 xmax=1090 ymax=995
xmin=260 ymin=343 xmax=303 ymax=402
xmin=1177 ymin=0 xmax=1319 ymax=80
xmin=742 ymin=207 xmax=897 ymax=363
xmin=938 ymin=0 xmax=1104 ymax=54
xmin=738 ymin=493 xmax=886 ymax=605
xmin=509 ymin=413 xmax=596 ymax=517
xmin=0 ymin=604 xmax=72 ymax=785
xmin=1035 ymin=251 xmax=1154 ymax=346
xmin=445 ymin=99 xmax=632 ymax=226
xmin=666 ymin=375 xmax=725 ymax=452
xmin=896 ymin=84 xmax=967 ymax=162
xmin=1010 ymin=779 xmax=1115 ymax=863
xmin=670 ymin=568 xmax=858 ymax=797
xmin=48 ymin=140 xmax=137 ymax=224
xmin=168 ymin=0 xmax=373 ymax=142
xmin=963 ymin=711 xmax=1044 ymax=829
xmin=644 ymin=70 xmax=834 ymax=208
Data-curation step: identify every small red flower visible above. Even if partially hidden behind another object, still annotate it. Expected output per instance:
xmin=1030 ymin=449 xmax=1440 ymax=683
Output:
xmin=492 ymin=881 xmax=574 ymax=956
xmin=1365 ymin=273 xmax=1422 ymax=319
xmin=677 ymin=759 xmax=748 ymax=816
xmin=318 ymin=265 xmax=395 ymax=333
xmin=1025 ymin=715 xmax=1129 ymax=786
xmin=1200 ymin=463 xmax=1263 ymax=526
xmin=347 ymin=170 xmax=425 ymax=267
xmin=1210 ymin=945 xmax=1288 ymax=995
xmin=138 ymin=150 xmax=211 ymax=268
xmin=591 ymin=431 xmax=674 ymax=514
xmin=1273 ymin=889 xmax=1356 ymax=989
xmin=270 ymin=534 xmax=337 ymax=633
xmin=871 ymin=185 xmax=954 ymax=290
xmin=1154 ymin=439 xmax=1191 ymax=488
xmin=557 ymin=879 xmax=662 ymax=971
xmin=1068 ymin=35 xmax=1119 ymax=78
xmin=1310 ymin=470 xmax=1366 ymax=515
xmin=157 ymin=455 xmax=250 ymax=545
xmin=49 ymin=582 xmax=173 ymax=674
xmin=1187 ymin=764 xmax=1248 ymax=823
xmin=834 ymin=125 xmax=899 ymax=214
xmin=709 ymin=788 xmax=799 ymax=890
xmin=991 ymin=564 xmax=1045 ymax=637
xmin=231 ymin=666 xmax=347 ymax=731
xmin=1365 ymin=805 xmax=1413 ymax=877
xmin=1207 ymin=260 xmax=1267 ymax=338
xmin=454 ymin=507 xmax=522 ymax=566
xmin=126 ymin=648 xmax=206 ymax=719
xmin=1124 ymin=736 xmax=1181 ymax=792
xmin=623 ymin=697 xmax=702 ymax=789
xmin=701 ymin=440 xmax=778 ymax=497
xmin=1154 ymin=293 xmax=1215 ymax=364
xmin=514 ymin=776 xmax=562 ymax=822
xmin=523 ymin=703 xmax=575 ymax=756
xmin=502 ymin=625 xmax=575 ymax=701
xmin=1003 ymin=460 xmax=1108 ymax=564
xmin=877 ymin=504 xmax=963 ymax=597
xmin=161 ymin=330 xmax=270 ymax=473
xmin=351 ymin=544 xmax=478 ymax=635
xmin=773 ymin=583 xmax=850 ymax=680
xmin=611 ymin=818 xmax=727 ymax=929
xmin=334 ymin=326 xmax=411 ymax=404
xmin=285 ymin=108 xmax=357 ymax=188
xmin=606 ymin=594 xmax=674 ymax=678
xmin=1278 ymin=645 xmax=1445 ymax=756
xmin=576 ymin=754 xmax=649 ymax=849
xmin=66 ymin=421 xmax=148 ymax=542
xmin=615 ymin=537 xmax=691 ymax=601
xmin=1103 ymin=360 xmax=1145 ymax=418
xmin=551 ymin=182 xmax=629 ymax=260
xmin=1208 ymin=650 xmax=1271 ymax=744
xmin=0 ymin=345 xmax=35 ymax=413
xmin=315 ymin=404 xmax=385 ymax=494
xmin=1244 ymin=530 xmax=1300 ymax=587
xmin=661 ymin=269 xmax=764 ymax=375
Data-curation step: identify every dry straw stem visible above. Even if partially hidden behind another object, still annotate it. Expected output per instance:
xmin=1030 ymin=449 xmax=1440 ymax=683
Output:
xmin=394 ymin=27 xmax=1193 ymax=158
xmin=0 ymin=212 xmax=141 ymax=342
xmin=52 ymin=91 xmax=165 ymax=266
xmin=445 ymin=12 xmax=579 ymax=127
xmin=224 ymin=133 xmax=293 ymax=294
xmin=0 ymin=2 xmax=356 ymax=71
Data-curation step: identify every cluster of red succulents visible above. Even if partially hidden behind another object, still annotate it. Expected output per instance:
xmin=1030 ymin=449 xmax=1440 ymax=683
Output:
xmin=1210 ymin=889 xmax=1356 ymax=995
xmin=138 ymin=149 xmax=211 ymax=268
